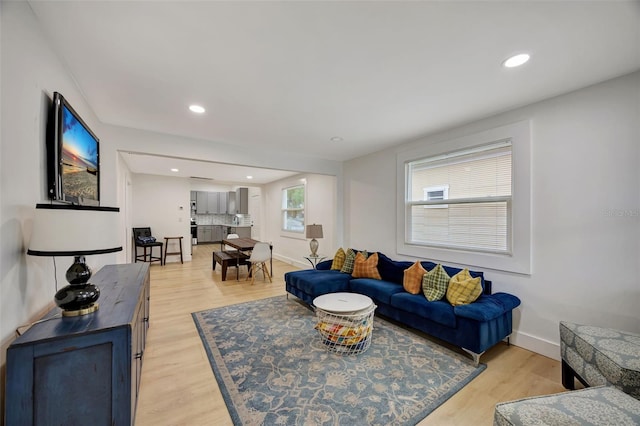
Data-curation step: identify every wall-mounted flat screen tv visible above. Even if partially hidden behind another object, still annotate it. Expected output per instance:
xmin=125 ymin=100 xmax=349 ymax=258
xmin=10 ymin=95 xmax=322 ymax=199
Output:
xmin=47 ymin=92 xmax=100 ymax=205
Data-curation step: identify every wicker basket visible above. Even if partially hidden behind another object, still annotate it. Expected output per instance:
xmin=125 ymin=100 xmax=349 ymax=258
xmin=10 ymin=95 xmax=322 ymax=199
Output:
xmin=314 ymin=304 xmax=376 ymax=355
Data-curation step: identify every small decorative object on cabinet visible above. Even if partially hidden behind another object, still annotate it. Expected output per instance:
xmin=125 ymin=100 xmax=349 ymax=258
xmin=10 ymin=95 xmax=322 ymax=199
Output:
xmin=4 ymin=263 xmax=150 ymax=426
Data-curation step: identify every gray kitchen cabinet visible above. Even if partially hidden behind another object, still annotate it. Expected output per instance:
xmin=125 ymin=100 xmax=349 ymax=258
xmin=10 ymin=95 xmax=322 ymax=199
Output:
xmin=235 ymin=188 xmax=249 ymax=214
xmin=197 ymin=225 xmax=213 ymax=243
xmin=195 ymin=191 xmax=210 ymax=214
xmin=212 ymin=225 xmax=223 ymax=242
xmin=218 ymin=192 xmax=228 ymax=214
xmin=206 ymin=193 xmax=218 ymax=214
xmin=235 ymin=226 xmax=251 ymax=238
xmin=196 ymin=191 xmax=228 ymax=214
xmin=227 ymin=191 xmax=236 ymax=214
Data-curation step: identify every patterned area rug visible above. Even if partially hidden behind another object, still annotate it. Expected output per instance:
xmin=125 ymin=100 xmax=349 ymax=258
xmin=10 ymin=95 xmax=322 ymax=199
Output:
xmin=192 ymin=296 xmax=485 ymax=426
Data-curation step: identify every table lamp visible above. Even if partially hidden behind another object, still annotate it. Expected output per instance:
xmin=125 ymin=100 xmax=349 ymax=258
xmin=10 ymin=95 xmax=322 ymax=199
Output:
xmin=27 ymin=204 xmax=122 ymax=316
xmin=306 ymin=224 xmax=323 ymax=257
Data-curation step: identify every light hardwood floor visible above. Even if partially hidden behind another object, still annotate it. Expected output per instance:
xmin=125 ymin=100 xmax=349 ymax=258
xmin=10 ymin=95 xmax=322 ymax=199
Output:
xmin=135 ymin=244 xmax=567 ymax=425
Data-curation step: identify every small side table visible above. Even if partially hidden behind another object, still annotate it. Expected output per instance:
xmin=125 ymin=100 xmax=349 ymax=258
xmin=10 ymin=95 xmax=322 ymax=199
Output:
xmin=163 ymin=236 xmax=184 ymax=264
xmin=304 ymin=255 xmax=326 ymax=269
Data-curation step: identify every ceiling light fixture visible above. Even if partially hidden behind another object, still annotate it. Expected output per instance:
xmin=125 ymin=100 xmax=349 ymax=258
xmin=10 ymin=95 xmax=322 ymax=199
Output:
xmin=503 ymin=53 xmax=530 ymax=68
xmin=189 ymin=105 xmax=205 ymax=114
xmin=170 ymin=168 xmax=179 ymax=172
xmin=246 ymin=175 xmax=253 ymax=180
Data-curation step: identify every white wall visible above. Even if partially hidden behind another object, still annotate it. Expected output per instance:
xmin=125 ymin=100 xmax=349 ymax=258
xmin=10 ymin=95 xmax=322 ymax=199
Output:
xmin=344 ymin=71 xmax=640 ymax=359
xmin=264 ymin=174 xmax=338 ymax=268
xmin=0 ymin=1 xmax=122 ymax=378
xmin=131 ymin=174 xmax=192 ymax=263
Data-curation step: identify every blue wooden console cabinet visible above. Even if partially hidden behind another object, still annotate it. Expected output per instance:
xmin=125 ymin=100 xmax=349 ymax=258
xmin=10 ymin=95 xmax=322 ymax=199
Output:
xmin=5 ymin=262 xmax=150 ymax=426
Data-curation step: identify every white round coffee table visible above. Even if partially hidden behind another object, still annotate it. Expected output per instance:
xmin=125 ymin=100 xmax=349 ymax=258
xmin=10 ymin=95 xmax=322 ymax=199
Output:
xmin=313 ymin=292 xmax=373 ymax=314
xmin=313 ymin=292 xmax=376 ymax=355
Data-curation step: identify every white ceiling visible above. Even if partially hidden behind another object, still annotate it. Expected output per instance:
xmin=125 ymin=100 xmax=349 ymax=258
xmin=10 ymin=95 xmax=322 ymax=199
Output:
xmin=120 ymin=151 xmax=298 ymax=185
xmin=28 ymin=1 xmax=640 ymax=182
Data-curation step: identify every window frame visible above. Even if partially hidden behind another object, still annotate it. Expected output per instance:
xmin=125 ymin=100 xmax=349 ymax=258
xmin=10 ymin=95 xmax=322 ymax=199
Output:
xmin=396 ymin=121 xmax=531 ymax=274
xmin=281 ymin=183 xmax=306 ymax=235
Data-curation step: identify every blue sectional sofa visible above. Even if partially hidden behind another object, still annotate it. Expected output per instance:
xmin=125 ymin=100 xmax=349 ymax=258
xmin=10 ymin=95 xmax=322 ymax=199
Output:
xmin=285 ymin=252 xmax=521 ymax=364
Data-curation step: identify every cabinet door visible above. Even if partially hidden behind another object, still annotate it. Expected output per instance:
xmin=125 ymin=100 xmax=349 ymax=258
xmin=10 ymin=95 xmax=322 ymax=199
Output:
xmin=203 ymin=227 xmax=213 ymax=242
xmin=218 ymin=192 xmax=228 ymax=214
xmin=236 ymin=188 xmax=249 ymax=214
xmin=6 ymin=329 xmax=131 ymax=426
xmin=205 ymin=192 xmax=215 ymax=214
xmin=212 ymin=225 xmax=223 ymax=242
xmin=197 ymin=227 xmax=206 ymax=241
xmin=227 ymin=191 xmax=236 ymax=214
xmin=237 ymin=227 xmax=252 ymax=238
xmin=196 ymin=191 xmax=209 ymax=214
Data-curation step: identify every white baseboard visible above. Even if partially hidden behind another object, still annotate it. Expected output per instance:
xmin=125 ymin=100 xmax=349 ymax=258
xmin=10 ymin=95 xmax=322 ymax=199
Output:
xmin=510 ymin=330 xmax=560 ymax=361
xmin=273 ymin=254 xmax=308 ymax=270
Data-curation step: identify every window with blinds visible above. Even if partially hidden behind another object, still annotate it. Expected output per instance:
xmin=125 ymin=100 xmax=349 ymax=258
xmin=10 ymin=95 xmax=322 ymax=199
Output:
xmin=406 ymin=140 xmax=512 ymax=253
xmin=282 ymin=184 xmax=305 ymax=233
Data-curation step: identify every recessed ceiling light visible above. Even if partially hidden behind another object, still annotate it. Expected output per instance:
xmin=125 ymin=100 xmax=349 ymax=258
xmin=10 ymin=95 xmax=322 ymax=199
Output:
xmin=189 ymin=105 xmax=205 ymax=113
xmin=330 ymin=136 xmax=343 ymax=142
xmin=503 ymin=53 xmax=530 ymax=68
xmin=246 ymin=175 xmax=253 ymax=179
xmin=170 ymin=168 xmax=179 ymax=172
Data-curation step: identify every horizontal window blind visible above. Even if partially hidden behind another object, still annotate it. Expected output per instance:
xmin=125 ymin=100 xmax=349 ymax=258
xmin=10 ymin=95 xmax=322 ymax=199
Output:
xmin=406 ymin=141 xmax=512 ymax=253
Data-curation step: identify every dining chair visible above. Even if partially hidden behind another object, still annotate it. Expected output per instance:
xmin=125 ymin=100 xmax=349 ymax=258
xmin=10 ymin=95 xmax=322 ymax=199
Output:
xmin=132 ymin=227 xmax=163 ymax=265
xmin=247 ymin=242 xmax=272 ymax=284
xmin=224 ymin=233 xmax=240 ymax=252
xmin=221 ymin=233 xmax=248 ymax=278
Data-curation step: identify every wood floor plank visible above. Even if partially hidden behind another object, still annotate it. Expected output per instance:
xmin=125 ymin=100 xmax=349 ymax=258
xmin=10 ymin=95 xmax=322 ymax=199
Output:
xmin=135 ymin=244 xmax=565 ymax=425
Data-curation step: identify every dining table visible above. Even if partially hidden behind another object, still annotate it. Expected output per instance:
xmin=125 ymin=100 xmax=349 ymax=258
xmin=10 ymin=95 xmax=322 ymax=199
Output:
xmin=221 ymin=238 xmax=273 ymax=280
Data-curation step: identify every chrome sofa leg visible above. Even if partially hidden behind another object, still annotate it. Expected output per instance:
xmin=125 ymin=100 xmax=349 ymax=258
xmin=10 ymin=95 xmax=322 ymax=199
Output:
xmin=462 ymin=348 xmax=484 ymax=366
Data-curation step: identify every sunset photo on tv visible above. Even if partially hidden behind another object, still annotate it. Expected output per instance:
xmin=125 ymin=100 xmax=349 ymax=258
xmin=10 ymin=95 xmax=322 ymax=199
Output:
xmin=60 ymin=105 xmax=98 ymax=201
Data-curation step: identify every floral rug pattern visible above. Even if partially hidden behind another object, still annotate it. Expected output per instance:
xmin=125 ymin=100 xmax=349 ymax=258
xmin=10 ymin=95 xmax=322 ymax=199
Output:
xmin=192 ymin=296 xmax=485 ymax=426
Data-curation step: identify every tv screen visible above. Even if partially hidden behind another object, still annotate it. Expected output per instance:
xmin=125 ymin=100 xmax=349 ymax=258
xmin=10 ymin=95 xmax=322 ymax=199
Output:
xmin=48 ymin=92 xmax=100 ymax=205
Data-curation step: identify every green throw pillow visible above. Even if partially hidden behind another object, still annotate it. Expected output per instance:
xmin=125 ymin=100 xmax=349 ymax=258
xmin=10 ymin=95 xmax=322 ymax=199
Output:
xmin=422 ymin=264 xmax=450 ymax=301
xmin=340 ymin=249 xmax=357 ymax=274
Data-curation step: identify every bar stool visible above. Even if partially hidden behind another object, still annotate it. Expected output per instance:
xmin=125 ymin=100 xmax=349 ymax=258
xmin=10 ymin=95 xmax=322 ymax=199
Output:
xmin=163 ymin=236 xmax=184 ymax=264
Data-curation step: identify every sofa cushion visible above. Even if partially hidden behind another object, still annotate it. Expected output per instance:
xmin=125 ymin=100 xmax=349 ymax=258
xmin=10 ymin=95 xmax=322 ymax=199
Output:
xmin=377 ymin=252 xmax=413 ymax=285
xmin=349 ymin=278 xmax=404 ymax=305
xmin=352 ymin=252 xmax=382 ymax=279
xmin=454 ymin=295 xmax=512 ymax=321
xmin=390 ymin=293 xmax=457 ymax=328
xmin=446 ymin=269 xmax=483 ymax=306
xmin=340 ymin=248 xmax=357 ymax=274
xmin=330 ymin=248 xmax=346 ymax=271
xmin=422 ymin=264 xmax=450 ymax=302
xmin=403 ymin=261 xmax=426 ymax=295
xmin=285 ymin=270 xmax=351 ymax=297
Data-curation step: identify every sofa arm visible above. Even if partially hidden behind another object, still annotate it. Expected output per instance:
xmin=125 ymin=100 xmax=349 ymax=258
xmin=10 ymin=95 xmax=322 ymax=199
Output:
xmin=316 ymin=260 xmax=332 ymax=270
xmin=454 ymin=292 xmax=521 ymax=322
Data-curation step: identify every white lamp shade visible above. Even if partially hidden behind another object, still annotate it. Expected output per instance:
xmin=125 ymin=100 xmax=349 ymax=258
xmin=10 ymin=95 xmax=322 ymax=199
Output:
xmin=306 ymin=224 xmax=323 ymax=239
xmin=27 ymin=204 xmax=122 ymax=256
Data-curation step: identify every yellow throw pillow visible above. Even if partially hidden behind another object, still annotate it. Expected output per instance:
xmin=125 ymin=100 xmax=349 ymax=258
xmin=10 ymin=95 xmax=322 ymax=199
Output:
xmin=352 ymin=252 xmax=381 ymax=280
xmin=446 ymin=269 xmax=482 ymax=306
xmin=330 ymin=248 xmax=346 ymax=271
xmin=403 ymin=261 xmax=426 ymax=295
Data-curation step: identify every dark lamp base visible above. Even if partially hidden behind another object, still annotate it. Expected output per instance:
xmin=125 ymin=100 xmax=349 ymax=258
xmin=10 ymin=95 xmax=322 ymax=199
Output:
xmin=54 ymin=283 xmax=101 ymax=315
xmin=55 ymin=256 xmax=101 ymax=316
